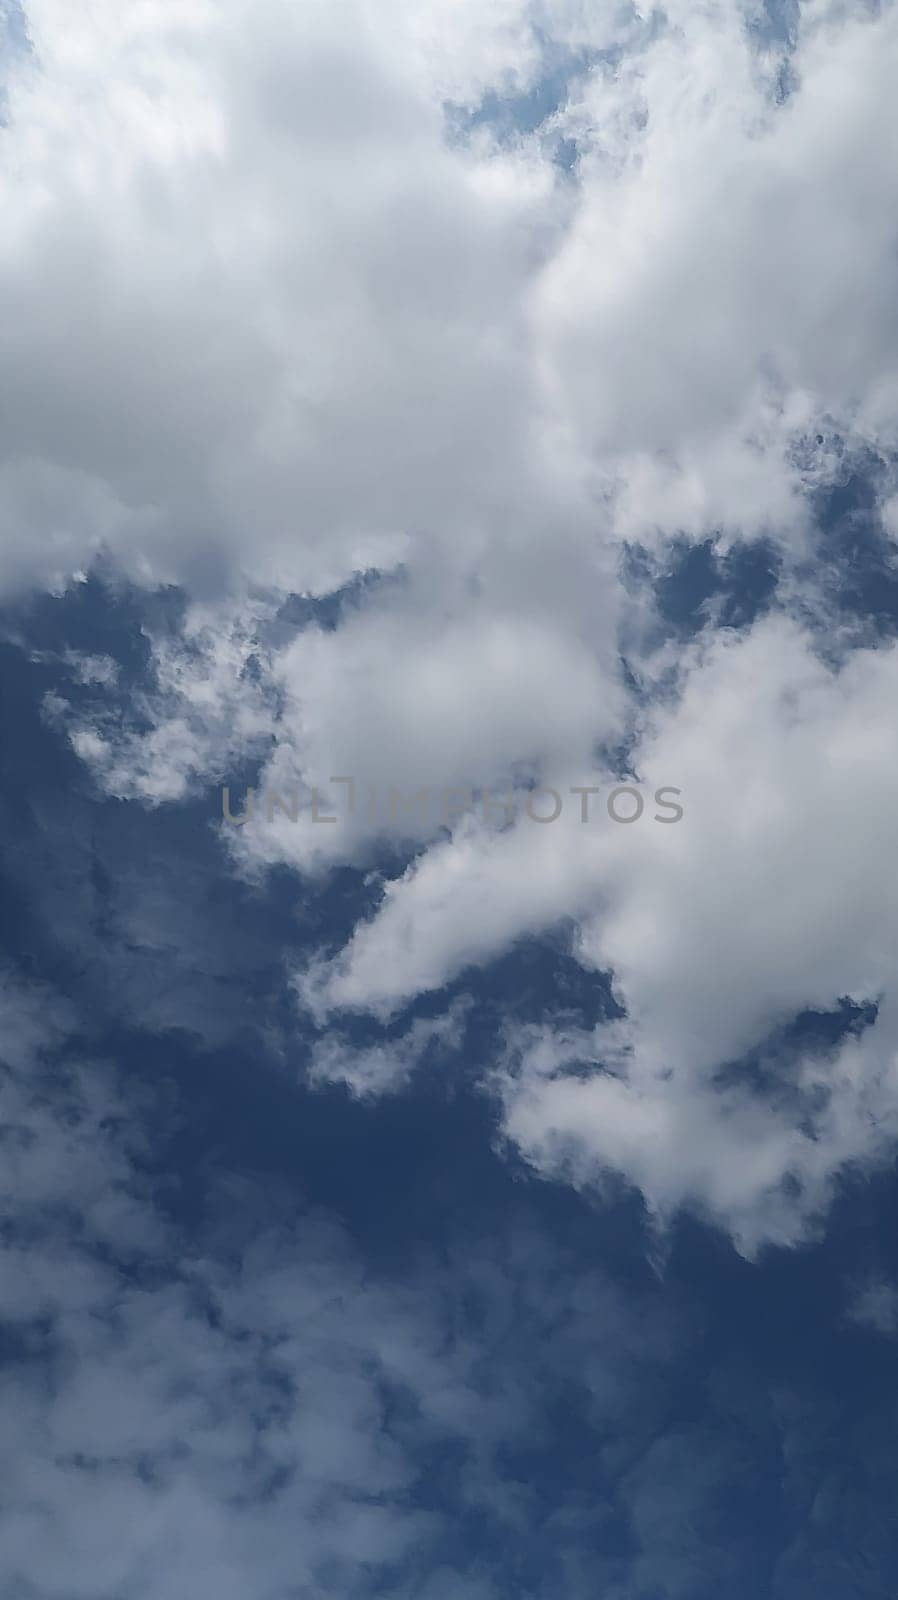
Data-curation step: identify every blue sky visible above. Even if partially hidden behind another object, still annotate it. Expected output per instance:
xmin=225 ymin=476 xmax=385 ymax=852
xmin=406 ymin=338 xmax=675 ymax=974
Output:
xmin=3 ymin=2 xmax=898 ymax=1596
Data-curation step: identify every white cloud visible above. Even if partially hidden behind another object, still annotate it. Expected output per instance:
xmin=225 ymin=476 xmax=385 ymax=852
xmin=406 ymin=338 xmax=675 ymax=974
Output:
xmin=308 ymin=1000 xmax=471 ymax=1098
xmin=16 ymin=0 xmax=898 ymax=1256
xmin=53 ymin=593 xmax=898 ymax=1248
xmin=536 ymin=0 xmax=898 ymax=545
xmin=228 ymin=555 xmax=624 ymax=873
xmin=289 ymin=613 xmax=898 ymax=1249
xmin=2 ymin=0 xmax=898 ymax=606
xmin=846 ymin=1277 xmax=898 ymax=1336
xmin=494 ymin=616 xmax=898 ymax=1251
xmin=45 ymin=594 xmax=281 ymax=802
xmin=0 ymin=0 xmax=566 ymax=598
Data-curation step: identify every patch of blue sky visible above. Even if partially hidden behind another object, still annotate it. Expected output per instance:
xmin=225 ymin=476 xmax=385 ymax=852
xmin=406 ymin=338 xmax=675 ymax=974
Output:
xmin=0 ymin=0 xmax=28 ymax=124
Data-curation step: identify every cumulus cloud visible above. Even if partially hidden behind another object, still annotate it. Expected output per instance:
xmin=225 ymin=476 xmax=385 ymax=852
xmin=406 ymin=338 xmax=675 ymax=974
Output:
xmin=9 ymin=2 xmax=898 ymax=1586
xmin=2 ymin=0 xmax=898 ymax=607
xmin=283 ymin=612 xmax=898 ymax=1249
xmin=47 ymin=588 xmax=898 ymax=1248
xmin=0 ymin=0 xmax=566 ymax=598
xmin=537 ymin=0 xmax=898 ymax=545
xmin=493 ymin=616 xmax=898 ymax=1251
xmin=13 ymin=0 xmax=898 ymax=1258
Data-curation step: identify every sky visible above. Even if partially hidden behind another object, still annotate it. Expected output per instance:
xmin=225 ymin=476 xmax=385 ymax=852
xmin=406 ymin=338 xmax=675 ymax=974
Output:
xmin=2 ymin=1 xmax=898 ymax=1595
